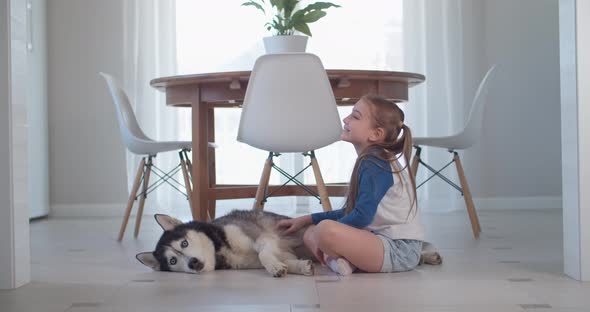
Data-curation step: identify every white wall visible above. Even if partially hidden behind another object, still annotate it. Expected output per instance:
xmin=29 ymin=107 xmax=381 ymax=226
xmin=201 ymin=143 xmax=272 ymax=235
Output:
xmin=574 ymin=0 xmax=590 ymax=282
xmin=47 ymin=0 xmax=128 ymax=216
xmin=1 ymin=0 xmax=31 ymax=289
xmin=560 ymin=0 xmax=590 ymax=282
xmin=28 ymin=0 xmax=49 ymax=218
xmin=465 ymin=0 xmax=561 ymax=209
xmin=0 ymin=0 xmax=15 ymax=289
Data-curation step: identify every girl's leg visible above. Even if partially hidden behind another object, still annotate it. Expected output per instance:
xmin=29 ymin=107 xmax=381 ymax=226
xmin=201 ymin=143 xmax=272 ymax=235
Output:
xmin=303 ymin=220 xmax=384 ymax=273
xmin=303 ymin=225 xmax=354 ymax=274
xmin=303 ymin=224 xmax=325 ymax=264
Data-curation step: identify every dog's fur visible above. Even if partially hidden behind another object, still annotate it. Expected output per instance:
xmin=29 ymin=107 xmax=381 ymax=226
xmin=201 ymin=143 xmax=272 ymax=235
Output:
xmin=137 ymin=210 xmax=442 ymax=277
xmin=137 ymin=210 xmax=314 ymax=277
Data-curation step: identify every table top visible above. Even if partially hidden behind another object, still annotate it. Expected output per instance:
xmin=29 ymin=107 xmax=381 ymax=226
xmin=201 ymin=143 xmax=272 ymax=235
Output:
xmin=151 ymin=69 xmax=425 ymax=106
xmin=151 ymin=69 xmax=425 ymax=89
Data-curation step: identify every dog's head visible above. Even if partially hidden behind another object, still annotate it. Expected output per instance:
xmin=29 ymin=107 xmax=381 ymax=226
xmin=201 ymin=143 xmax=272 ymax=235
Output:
xmin=136 ymin=214 xmax=222 ymax=274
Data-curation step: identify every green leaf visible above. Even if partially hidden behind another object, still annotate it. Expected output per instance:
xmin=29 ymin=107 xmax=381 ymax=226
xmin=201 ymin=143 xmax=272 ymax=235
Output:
xmin=294 ymin=22 xmax=312 ymax=36
xmin=302 ymin=2 xmax=341 ymax=11
xmin=283 ymin=0 xmax=299 ymax=18
xmin=247 ymin=0 xmax=340 ymax=36
xmin=290 ymin=10 xmax=305 ymax=25
xmin=303 ymin=10 xmax=326 ymax=23
xmin=271 ymin=16 xmax=287 ymax=35
xmin=272 ymin=0 xmax=285 ymax=11
xmin=241 ymin=1 xmax=266 ymax=14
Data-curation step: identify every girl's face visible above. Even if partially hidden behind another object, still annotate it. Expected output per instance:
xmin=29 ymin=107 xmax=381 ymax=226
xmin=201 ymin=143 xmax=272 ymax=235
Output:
xmin=341 ymin=99 xmax=383 ymax=153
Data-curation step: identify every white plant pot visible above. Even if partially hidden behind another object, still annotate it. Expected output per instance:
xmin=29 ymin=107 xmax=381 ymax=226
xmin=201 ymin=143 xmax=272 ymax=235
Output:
xmin=263 ymin=35 xmax=308 ymax=54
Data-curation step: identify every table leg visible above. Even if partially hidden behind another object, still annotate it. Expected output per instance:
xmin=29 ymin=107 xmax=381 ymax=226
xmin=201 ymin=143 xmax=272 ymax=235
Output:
xmin=191 ymin=90 xmax=209 ymax=221
xmin=207 ymin=108 xmax=216 ymax=220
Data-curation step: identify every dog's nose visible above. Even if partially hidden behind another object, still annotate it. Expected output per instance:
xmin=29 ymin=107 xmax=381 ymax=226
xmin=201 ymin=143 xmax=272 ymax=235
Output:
xmin=188 ymin=257 xmax=203 ymax=271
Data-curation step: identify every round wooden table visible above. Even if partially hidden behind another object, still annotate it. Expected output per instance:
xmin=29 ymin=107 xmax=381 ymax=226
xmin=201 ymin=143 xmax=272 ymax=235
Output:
xmin=151 ymin=70 xmax=425 ymax=221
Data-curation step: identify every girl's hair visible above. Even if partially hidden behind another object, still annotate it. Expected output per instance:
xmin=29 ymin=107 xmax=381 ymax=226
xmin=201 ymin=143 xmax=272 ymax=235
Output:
xmin=343 ymin=94 xmax=418 ymax=217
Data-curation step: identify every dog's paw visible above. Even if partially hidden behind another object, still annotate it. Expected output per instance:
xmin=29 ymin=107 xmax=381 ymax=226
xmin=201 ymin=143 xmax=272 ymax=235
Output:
xmin=267 ymin=261 xmax=288 ymax=278
xmin=299 ymin=260 xmax=314 ymax=276
xmin=420 ymin=251 xmax=443 ymax=265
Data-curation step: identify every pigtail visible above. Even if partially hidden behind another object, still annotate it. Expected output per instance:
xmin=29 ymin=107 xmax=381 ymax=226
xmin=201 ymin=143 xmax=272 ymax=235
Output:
xmin=400 ymin=124 xmax=418 ymax=218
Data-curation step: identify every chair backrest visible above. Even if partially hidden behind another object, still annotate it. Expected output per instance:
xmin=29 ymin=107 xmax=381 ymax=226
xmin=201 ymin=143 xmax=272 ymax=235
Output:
xmin=237 ymin=53 xmax=342 ymax=153
xmin=454 ymin=64 xmax=498 ymax=147
xmin=99 ymin=72 xmax=152 ymax=154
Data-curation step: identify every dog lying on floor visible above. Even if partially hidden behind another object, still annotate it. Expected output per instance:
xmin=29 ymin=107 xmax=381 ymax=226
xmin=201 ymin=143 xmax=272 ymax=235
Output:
xmin=136 ymin=210 xmax=442 ymax=277
xmin=137 ymin=210 xmax=314 ymax=277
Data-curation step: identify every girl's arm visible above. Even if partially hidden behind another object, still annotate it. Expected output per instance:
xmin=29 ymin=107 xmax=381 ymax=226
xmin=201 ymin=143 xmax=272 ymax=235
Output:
xmin=311 ymin=208 xmax=346 ymax=224
xmin=311 ymin=157 xmax=393 ymax=228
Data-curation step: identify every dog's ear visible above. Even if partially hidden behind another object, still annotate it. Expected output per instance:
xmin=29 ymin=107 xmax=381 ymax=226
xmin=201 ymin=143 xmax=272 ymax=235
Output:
xmin=136 ymin=252 xmax=161 ymax=271
xmin=154 ymin=214 xmax=183 ymax=231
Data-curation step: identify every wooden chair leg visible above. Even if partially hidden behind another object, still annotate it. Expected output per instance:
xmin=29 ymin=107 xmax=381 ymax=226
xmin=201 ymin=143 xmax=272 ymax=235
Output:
xmin=310 ymin=153 xmax=332 ymax=212
xmin=134 ymin=156 xmax=153 ymax=238
xmin=183 ymin=150 xmax=192 ymax=180
xmin=118 ymin=158 xmax=146 ymax=241
xmin=207 ymin=201 xmax=215 ymax=221
xmin=180 ymin=152 xmax=194 ymax=219
xmin=453 ymin=152 xmax=481 ymax=238
xmin=254 ymin=153 xmax=273 ymax=210
xmin=410 ymin=147 xmax=421 ymax=180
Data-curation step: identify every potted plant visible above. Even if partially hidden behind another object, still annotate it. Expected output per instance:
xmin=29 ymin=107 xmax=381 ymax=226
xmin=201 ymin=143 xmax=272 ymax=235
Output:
xmin=242 ymin=0 xmax=340 ymax=53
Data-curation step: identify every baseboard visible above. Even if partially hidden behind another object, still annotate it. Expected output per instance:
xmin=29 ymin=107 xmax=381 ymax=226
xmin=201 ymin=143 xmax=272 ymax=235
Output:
xmin=50 ymin=203 xmax=160 ymax=218
xmin=418 ymin=196 xmax=464 ymax=213
xmin=475 ymin=196 xmax=562 ymax=210
xmin=419 ymin=196 xmax=562 ymax=213
xmin=50 ymin=196 xmax=562 ymax=217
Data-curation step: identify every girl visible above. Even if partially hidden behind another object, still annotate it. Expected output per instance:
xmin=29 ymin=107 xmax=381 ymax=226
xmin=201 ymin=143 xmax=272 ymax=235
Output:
xmin=276 ymin=94 xmax=424 ymax=275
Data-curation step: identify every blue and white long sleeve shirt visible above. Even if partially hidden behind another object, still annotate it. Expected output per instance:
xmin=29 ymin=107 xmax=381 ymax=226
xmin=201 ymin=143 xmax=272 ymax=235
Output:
xmin=311 ymin=156 xmax=424 ymax=241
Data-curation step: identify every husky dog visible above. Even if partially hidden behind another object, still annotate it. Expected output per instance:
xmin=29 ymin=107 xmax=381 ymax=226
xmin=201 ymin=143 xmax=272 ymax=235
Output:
xmin=136 ymin=210 xmax=314 ymax=277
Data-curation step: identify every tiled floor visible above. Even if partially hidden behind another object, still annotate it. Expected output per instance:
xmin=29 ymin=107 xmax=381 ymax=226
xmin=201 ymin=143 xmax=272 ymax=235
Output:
xmin=1 ymin=206 xmax=588 ymax=312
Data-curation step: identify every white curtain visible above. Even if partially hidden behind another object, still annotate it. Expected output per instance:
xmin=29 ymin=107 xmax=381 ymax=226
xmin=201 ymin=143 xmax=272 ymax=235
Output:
xmin=123 ymin=0 xmax=186 ymax=215
xmin=403 ymin=0 xmax=471 ymax=212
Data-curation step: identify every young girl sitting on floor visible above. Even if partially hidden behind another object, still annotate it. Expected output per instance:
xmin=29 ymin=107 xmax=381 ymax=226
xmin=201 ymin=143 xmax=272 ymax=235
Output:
xmin=277 ymin=94 xmax=424 ymax=275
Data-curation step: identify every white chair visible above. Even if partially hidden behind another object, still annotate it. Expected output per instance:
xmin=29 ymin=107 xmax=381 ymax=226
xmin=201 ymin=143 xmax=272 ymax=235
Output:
xmin=99 ymin=72 xmax=194 ymax=241
xmin=237 ymin=53 xmax=342 ymax=211
xmin=410 ymin=65 xmax=498 ymax=239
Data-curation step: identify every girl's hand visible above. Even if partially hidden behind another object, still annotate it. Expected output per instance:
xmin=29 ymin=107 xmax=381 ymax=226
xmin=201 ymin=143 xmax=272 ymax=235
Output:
xmin=276 ymin=215 xmax=312 ymax=235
